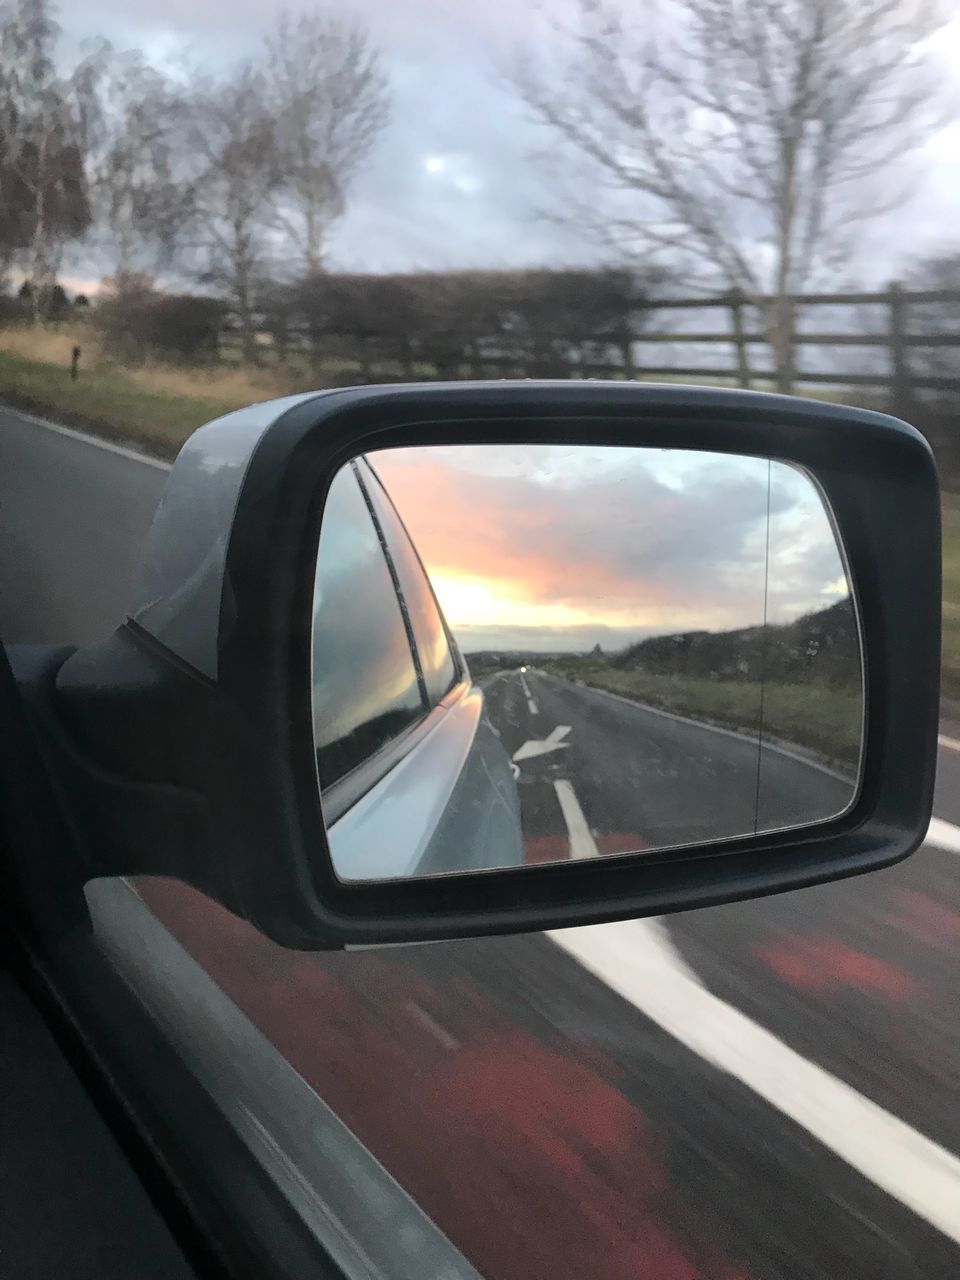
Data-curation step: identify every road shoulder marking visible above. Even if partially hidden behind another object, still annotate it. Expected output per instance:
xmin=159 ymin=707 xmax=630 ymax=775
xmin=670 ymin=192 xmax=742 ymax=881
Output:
xmin=3 ymin=403 xmax=172 ymax=471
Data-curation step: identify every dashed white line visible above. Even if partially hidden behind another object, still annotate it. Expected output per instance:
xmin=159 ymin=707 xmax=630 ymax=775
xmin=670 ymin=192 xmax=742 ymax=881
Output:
xmin=926 ymin=815 xmax=960 ymax=855
xmin=518 ymin=671 xmax=539 ymax=715
xmin=938 ymin=733 xmax=960 ymax=753
xmin=553 ymin=779 xmax=598 ymax=860
xmin=406 ymin=1001 xmax=459 ymax=1051
xmin=549 ymin=908 xmax=960 ymax=1246
xmin=547 ymin=814 xmax=960 ymax=1246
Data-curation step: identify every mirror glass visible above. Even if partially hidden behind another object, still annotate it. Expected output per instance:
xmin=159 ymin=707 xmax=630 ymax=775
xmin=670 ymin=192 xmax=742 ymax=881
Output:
xmin=312 ymin=444 xmax=863 ymax=882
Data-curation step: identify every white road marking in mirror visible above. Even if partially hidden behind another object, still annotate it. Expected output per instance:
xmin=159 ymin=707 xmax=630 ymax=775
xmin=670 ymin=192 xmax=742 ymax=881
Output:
xmin=519 ymin=671 xmax=538 ymax=715
xmin=553 ymin=780 xmax=599 ymax=860
xmin=937 ymin=733 xmax=960 ymax=753
xmin=550 ymin=828 xmax=960 ymax=1246
xmin=512 ymin=725 xmax=571 ymax=762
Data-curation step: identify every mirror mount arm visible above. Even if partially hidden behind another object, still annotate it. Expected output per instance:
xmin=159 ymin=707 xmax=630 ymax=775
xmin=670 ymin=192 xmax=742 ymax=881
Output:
xmin=9 ymin=630 xmax=253 ymax=916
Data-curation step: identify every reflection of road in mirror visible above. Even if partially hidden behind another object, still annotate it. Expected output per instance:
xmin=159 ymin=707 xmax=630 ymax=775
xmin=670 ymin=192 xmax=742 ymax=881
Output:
xmin=482 ymin=666 xmax=855 ymax=866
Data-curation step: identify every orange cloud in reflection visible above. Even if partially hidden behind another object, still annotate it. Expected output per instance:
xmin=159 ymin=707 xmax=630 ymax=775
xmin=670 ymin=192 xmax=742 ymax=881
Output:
xmin=367 ymin=447 xmax=774 ymax=645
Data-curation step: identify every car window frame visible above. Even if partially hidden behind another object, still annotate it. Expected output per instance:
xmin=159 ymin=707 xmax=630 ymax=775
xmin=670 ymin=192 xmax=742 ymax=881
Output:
xmin=356 ymin=455 xmax=463 ymax=704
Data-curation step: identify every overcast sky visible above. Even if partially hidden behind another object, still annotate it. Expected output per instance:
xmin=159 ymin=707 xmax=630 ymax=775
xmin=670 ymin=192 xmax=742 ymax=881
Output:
xmin=367 ymin=444 xmax=851 ymax=653
xmin=59 ymin=0 xmax=960 ymax=282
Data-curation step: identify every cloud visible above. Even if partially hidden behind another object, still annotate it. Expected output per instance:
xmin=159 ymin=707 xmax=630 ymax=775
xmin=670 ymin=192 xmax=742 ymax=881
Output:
xmin=58 ymin=0 xmax=958 ymax=278
xmin=365 ymin=445 xmax=848 ymax=652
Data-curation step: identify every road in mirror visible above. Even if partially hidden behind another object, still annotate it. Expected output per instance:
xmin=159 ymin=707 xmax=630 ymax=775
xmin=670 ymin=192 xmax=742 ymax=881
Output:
xmin=311 ymin=444 xmax=863 ymax=882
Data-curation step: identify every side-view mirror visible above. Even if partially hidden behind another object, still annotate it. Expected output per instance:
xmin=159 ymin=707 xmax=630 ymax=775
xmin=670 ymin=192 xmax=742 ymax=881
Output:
xmin=15 ymin=383 xmax=940 ymax=948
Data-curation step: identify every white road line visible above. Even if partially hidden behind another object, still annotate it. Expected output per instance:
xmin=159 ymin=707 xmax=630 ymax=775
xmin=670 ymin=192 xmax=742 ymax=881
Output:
xmin=406 ymin=1001 xmax=459 ymax=1051
xmin=3 ymin=404 xmax=172 ymax=471
xmin=938 ymin=733 xmax=960 ymax=753
xmin=518 ymin=671 xmax=538 ymax=716
xmin=553 ymin=779 xmax=598 ymax=860
xmin=549 ymin=910 xmax=960 ymax=1246
xmin=926 ymin=815 xmax=960 ymax=855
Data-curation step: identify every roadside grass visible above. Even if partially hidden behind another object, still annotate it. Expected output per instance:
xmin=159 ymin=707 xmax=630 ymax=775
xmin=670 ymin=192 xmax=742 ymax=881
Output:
xmin=0 ymin=326 xmax=320 ymax=455
xmin=0 ymin=346 xmax=241 ymax=456
xmin=548 ymin=663 xmax=862 ymax=770
xmin=1 ymin=322 xmax=887 ymax=462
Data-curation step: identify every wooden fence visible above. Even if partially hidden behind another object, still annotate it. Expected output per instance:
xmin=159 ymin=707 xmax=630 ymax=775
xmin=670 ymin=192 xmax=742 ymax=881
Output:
xmin=619 ymin=284 xmax=960 ymax=414
xmin=233 ymin=280 xmax=960 ymax=413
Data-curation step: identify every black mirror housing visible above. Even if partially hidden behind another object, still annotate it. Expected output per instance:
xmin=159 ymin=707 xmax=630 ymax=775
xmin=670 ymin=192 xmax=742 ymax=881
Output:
xmin=20 ymin=383 xmax=941 ymax=949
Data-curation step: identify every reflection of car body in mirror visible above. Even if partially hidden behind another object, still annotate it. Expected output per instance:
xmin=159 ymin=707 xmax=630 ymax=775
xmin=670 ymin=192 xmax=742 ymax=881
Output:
xmin=312 ymin=457 xmax=523 ymax=878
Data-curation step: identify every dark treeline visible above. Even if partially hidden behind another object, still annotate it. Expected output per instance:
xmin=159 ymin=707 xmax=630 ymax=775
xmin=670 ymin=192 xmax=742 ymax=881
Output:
xmin=263 ymin=267 xmax=659 ymax=379
xmin=467 ymin=599 xmax=860 ymax=691
xmin=607 ymin=598 xmax=859 ymax=690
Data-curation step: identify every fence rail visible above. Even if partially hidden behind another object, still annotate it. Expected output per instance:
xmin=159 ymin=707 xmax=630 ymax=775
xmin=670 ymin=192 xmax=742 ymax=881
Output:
xmin=615 ymin=284 xmax=960 ymax=409
xmin=226 ymin=280 xmax=960 ymax=412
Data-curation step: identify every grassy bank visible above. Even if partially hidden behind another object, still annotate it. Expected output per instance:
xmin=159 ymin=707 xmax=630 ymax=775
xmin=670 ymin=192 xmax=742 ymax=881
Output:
xmin=0 ymin=348 xmax=244 ymax=456
xmin=0 ymin=326 xmax=312 ymax=457
xmin=547 ymin=664 xmax=862 ymax=770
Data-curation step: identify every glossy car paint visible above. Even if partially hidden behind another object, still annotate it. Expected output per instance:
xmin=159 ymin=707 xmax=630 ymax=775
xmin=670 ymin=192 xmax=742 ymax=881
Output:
xmin=327 ymin=685 xmax=523 ymax=880
xmin=131 ymin=393 xmax=325 ymax=679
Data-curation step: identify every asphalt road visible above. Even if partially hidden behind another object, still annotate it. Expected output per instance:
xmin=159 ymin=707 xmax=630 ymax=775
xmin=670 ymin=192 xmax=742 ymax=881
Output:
xmin=482 ymin=668 xmax=851 ymax=864
xmin=3 ymin=404 xmax=960 ymax=1280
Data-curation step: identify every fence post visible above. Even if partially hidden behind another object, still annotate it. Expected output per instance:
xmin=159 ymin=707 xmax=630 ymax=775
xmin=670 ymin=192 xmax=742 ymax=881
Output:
xmin=728 ymin=290 xmax=751 ymax=388
xmin=771 ymin=294 xmax=794 ymax=394
xmin=620 ymin=330 xmax=636 ymax=381
xmin=70 ymin=345 xmax=81 ymax=381
xmin=888 ymin=280 xmax=913 ymax=418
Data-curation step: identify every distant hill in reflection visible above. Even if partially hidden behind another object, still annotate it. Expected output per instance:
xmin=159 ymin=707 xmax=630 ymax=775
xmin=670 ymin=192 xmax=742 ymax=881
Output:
xmin=467 ymin=597 xmax=859 ymax=691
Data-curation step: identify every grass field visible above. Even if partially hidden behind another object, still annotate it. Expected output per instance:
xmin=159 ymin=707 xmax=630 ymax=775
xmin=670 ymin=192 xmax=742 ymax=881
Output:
xmin=0 ymin=326 xmax=315 ymax=456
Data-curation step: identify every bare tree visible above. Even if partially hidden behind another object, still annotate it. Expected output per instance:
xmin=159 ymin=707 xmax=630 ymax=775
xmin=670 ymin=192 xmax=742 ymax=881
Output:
xmin=0 ymin=0 xmax=106 ymax=322
xmin=265 ymin=9 xmax=388 ymax=274
xmin=90 ymin=54 xmax=195 ymax=280
xmin=511 ymin=0 xmax=950 ymax=388
xmin=187 ymin=66 xmax=282 ymax=363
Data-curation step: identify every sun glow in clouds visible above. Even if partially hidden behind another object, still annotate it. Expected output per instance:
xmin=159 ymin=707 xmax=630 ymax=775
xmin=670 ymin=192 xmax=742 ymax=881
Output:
xmin=370 ymin=444 xmax=850 ymax=653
